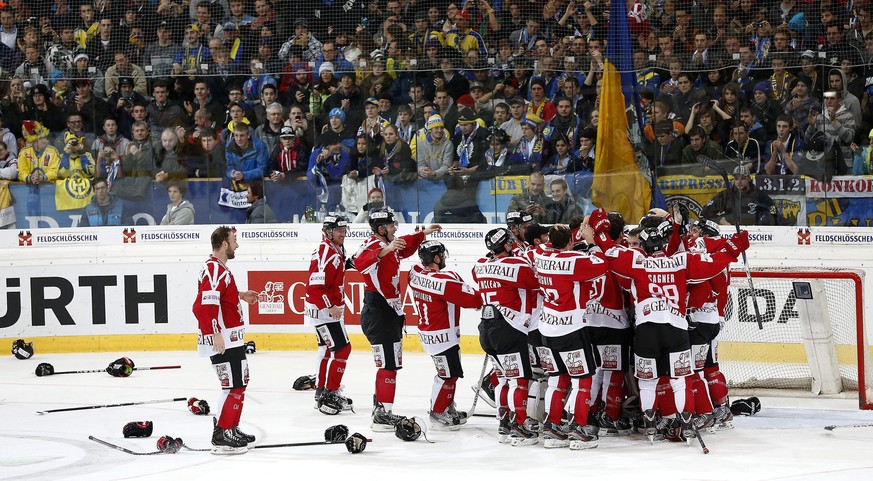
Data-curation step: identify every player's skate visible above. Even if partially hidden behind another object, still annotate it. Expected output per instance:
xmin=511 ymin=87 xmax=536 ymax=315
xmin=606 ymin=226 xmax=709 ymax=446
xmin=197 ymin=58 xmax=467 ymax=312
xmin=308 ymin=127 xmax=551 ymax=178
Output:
xmin=712 ymin=404 xmax=734 ymax=431
xmin=429 ymin=409 xmax=462 ymax=431
xmin=447 ymin=402 xmax=468 ymax=424
xmin=567 ymin=422 xmax=598 ymax=450
xmin=497 ymin=408 xmax=512 ymax=444
xmin=313 ymin=387 xmax=324 ymax=409
xmin=510 ymin=417 xmax=540 ymax=447
xmin=541 ymin=420 xmax=570 ymax=449
xmin=232 ymin=426 xmax=256 ymax=443
xmin=679 ymin=411 xmax=697 ymax=444
xmin=694 ymin=411 xmax=716 ymax=432
xmin=642 ymin=409 xmax=658 ymax=444
xmin=371 ymin=397 xmax=405 ymax=432
xmin=586 ymin=407 xmax=601 ymax=436
xmin=211 ymin=426 xmax=248 ymax=455
xmin=597 ymin=410 xmax=632 ymax=436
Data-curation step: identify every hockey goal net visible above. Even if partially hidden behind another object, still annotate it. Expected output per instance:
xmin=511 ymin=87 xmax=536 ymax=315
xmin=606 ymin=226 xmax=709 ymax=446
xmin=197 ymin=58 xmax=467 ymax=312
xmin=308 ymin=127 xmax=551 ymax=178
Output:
xmin=719 ymin=268 xmax=872 ymax=409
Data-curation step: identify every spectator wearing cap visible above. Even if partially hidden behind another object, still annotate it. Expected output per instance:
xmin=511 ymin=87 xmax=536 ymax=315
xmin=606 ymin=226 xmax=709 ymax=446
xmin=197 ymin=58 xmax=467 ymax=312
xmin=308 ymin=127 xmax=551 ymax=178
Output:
xmin=218 ymin=21 xmax=246 ymax=67
xmin=173 ymin=23 xmax=211 ymax=75
xmin=645 ymin=119 xmax=685 ymax=173
xmin=308 ymin=61 xmax=338 ymax=117
xmin=445 ymin=9 xmax=487 ymax=56
xmin=22 ymin=83 xmax=66 ymax=133
xmin=527 ymin=77 xmax=556 ymax=123
xmin=321 ymin=72 xmax=364 ymax=129
xmin=278 ymin=18 xmax=322 ymax=63
xmin=320 ymin=107 xmax=356 ymax=151
xmin=749 ymin=81 xmax=782 ymax=138
xmin=360 ymin=57 xmax=393 ymax=98
xmin=805 ymin=89 xmax=856 ymax=169
xmin=509 ymin=113 xmax=544 ymax=170
xmin=460 ymin=81 xmax=495 ymax=123
xmin=142 ymin=21 xmax=180 ymax=78
xmin=500 ymin=96 xmax=527 ymax=146
xmin=104 ymin=50 xmax=148 ymax=97
xmin=700 ymin=165 xmax=777 ymax=226
xmin=108 ymin=77 xmax=149 ymax=136
xmin=798 ymin=50 xmax=824 ymax=95
xmin=411 ymin=114 xmax=454 ymax=180
xmin=357 ymin=97 xmax=392 ymax=145
xmin=69 ymin=52 xmax=107 ymax=99
xmin=268 ymin=126 xmax=309 ymax=182
xmin=451 ymin=109 xmax=489 ymax=172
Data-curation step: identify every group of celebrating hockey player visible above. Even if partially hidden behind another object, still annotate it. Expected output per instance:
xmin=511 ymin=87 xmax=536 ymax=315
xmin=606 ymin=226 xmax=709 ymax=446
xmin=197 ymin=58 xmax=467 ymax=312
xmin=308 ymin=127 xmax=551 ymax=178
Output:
xmin=193 ymin=202 xmax=750 ymax=453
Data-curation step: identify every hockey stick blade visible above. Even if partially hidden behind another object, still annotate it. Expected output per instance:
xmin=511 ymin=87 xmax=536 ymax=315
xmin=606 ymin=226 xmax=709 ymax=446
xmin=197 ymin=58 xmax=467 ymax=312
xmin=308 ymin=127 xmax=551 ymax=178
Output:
xmin=89 ymin=436 xmax=163 ymax=455
xmin=695 ymin=155 xmax=764 ymax=330
xmin=38 ymin=397 xmax=187 ymax=414
xmin=824 ymin=423 xmax=873 ymax=430
xmin=691 ymin=424 xmax=710 ymax=454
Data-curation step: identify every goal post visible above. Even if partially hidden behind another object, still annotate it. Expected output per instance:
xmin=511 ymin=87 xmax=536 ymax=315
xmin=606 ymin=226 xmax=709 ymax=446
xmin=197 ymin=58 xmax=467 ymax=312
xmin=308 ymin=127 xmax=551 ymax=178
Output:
xmin=719 ymin=269 xmax=872 ymax=410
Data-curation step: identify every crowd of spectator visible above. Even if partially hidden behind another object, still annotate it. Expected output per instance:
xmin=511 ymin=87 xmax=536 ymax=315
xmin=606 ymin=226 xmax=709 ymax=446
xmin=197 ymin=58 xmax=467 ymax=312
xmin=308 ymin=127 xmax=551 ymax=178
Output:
xmin=0 ymin=0 xmax=870 ymax=226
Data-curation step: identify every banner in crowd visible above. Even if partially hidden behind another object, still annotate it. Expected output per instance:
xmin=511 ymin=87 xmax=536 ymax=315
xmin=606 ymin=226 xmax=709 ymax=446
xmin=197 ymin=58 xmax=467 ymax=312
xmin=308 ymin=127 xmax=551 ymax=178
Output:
xmin=6 ymin=175 xmax=873 ymax=229
xmin=592 ymin=0 xmax=651 ymax=223
xmin=54 ymin=170 xmax=93 ymax=211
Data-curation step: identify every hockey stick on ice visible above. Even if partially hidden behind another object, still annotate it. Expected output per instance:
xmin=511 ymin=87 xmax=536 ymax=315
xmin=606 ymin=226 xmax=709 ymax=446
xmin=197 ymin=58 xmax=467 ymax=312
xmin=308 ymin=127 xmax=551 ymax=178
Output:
xmin=824 ymin=423 xmax=873 ymax=430
xmin=690 ymin=423 xmax=710 ymax=454
xmin=696 ymin=155 xmax=764 ymax=330
xmin=468 ymin=354 xmax=491 ymax=416
xmin=181 ymin=439 xmax=372 ymax=451
xmin=35 ymin=363 xmax=181 ymax=377
xmin=89 ymin=436 xmax=163 ymax=455
xmin=38 ymin=397 xmax=187 ymax=414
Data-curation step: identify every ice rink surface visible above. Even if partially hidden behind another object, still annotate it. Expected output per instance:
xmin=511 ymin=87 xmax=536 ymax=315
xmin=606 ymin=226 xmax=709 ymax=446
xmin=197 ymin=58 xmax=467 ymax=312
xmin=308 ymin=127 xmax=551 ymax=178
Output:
xmin=3 ymin=349 xmax=873 ymax=481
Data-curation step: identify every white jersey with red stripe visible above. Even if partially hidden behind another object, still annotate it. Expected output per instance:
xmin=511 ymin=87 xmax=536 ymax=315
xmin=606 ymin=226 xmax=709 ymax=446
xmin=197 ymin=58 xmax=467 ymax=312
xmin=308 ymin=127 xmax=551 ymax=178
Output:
xmin=192 ymin=255 xmax=246 ymax=357
xmin=604 ymin=248 xmax=738 ymax=330
xmin=303 ymin=238 xmax=346 ymax=325
xmin=472 ymin=254 xmax=540 ymax=335
xmin=533 ymin=246 xmax=608 ymax=337
xmin=584 ymin=268 xmax=631 ymax=329
xmin=408 ymin=264 xmax=483 ymax=355
xmin=354 ymin=231 xmax=426 ymax=314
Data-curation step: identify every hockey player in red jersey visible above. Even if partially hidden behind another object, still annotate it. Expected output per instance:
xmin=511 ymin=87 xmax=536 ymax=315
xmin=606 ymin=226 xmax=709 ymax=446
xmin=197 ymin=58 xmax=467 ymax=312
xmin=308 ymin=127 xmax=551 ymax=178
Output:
xmin=354 ymin=207 xmax=441 ymax=431
xmin=473 ymin=228 xmax=541 ymax=445
xmin=192 ymin=226 xmax=259 ymax=454
xmin=533 ymin=225 xmax=609 ymax=450
xmin=588 ymin=208 xmax=749 ymax=443
xmin=578 ymin=212 xmax=634 ymax=436
xmin=304 ymin=215 xmax=354 ymax=415
xmin=684 ymin=218 xmax=735 ymax=431
xmin=409 ymin=240 xmax=483 ymax=429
